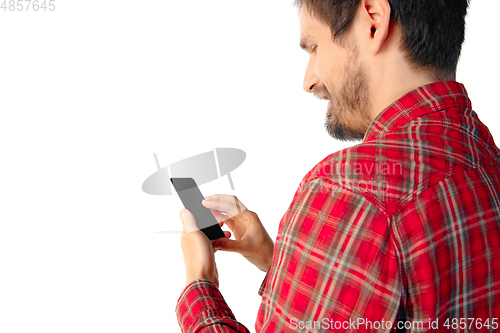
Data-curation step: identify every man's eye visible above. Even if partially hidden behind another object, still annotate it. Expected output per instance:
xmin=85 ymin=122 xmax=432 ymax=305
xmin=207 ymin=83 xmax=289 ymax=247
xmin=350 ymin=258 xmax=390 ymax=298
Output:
xmin=311 ymin=45 xmax=317 ymax=53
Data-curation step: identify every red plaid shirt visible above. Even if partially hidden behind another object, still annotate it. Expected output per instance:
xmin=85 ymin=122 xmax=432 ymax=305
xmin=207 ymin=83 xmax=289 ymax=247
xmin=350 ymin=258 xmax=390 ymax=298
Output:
xmin=176 ymin=81 xmax=500 ymax=332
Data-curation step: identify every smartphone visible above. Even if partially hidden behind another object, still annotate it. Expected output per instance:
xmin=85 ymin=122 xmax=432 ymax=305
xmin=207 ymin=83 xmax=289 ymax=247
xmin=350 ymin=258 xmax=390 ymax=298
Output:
xmin=170 ymin=177 xmax=225 ymax=241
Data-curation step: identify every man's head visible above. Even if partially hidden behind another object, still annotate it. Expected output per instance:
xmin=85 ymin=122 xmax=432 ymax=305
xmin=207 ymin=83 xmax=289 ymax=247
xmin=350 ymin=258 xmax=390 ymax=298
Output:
xmin=296 ymin=0 xmax=469 ymax=141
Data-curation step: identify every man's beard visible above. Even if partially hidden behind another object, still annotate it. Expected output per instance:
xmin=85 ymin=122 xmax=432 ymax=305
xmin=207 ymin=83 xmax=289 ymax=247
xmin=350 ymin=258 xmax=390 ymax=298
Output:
xmin=315 ymin=55 xmax=373 ymax=141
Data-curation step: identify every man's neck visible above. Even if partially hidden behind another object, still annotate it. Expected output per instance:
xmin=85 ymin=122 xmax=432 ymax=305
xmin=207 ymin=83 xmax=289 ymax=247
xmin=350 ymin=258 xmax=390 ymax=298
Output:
xmin=370 ymin=76 xmax=437 ymax=122
xmin=368 ymin=53 xmax=441 ymax=121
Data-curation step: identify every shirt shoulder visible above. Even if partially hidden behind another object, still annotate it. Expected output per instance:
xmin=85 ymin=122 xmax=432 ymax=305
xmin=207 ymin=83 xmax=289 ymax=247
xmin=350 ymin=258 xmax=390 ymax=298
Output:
xmin=301 ymin=112 xmax=500 ymax=218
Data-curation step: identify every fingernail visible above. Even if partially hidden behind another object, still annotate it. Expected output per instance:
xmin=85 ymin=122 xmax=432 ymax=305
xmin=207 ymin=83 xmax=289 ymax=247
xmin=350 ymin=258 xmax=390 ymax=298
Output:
xmin=181 ymin=210 xmax=186 ymax=217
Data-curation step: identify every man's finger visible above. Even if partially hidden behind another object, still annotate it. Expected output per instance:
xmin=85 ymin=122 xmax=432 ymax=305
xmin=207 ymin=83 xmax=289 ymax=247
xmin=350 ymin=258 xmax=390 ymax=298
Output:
xmin=212 ymin=210 xmax=233 ymax=224
xmin=202 ymin=199 xmax=236 ymax=217
xmin=203 ymin=200 xmax=247 ymax=219
xmin=212 ymin=238 xmax=244 ymax=253
xmin=206 ymin=194 xmax=247 ymax=210
xmin=232 ymin=196 xmax=244 ymax=214
xmin=203 ymin=195 xmax=247 ymax=217
xmin=212 ymin=210 xmax=235 ymax=231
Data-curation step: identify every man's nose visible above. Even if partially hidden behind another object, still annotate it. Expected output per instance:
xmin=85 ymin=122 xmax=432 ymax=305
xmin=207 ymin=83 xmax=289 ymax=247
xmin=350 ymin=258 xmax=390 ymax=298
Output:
xmin=303 ymin=63 xmax=320 ymax=93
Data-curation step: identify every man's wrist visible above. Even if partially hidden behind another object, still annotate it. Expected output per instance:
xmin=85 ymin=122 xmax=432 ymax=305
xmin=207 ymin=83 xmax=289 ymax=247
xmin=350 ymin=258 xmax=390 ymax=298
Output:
xmin=186 ymin=275 xmax=213 ymax=287
xmin=258 ymin=258 xmax=272 ymax=272
xmin=261 ymin=242 xmax=274 ymax=272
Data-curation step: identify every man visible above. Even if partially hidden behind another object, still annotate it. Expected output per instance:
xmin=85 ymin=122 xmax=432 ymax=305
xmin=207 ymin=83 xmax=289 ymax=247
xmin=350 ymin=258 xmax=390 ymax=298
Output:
xmin=176 ymin=0 xmax=500 ymax=331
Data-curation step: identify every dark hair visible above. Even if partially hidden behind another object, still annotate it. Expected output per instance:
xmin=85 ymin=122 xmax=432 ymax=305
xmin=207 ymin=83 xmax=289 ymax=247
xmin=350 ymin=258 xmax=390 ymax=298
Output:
xmin=294 ymin=0 xmax=469 ymax=80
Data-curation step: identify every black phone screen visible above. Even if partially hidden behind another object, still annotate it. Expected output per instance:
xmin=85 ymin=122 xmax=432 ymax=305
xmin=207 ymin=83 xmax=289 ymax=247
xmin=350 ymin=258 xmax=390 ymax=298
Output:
xmin=170 ymin=178 xmax=225 ymax=241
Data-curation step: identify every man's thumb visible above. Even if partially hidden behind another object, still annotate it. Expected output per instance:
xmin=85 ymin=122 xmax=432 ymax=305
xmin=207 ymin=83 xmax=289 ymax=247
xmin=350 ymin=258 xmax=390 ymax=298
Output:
xmin=180 ymin=209 xmax=198 ymax=233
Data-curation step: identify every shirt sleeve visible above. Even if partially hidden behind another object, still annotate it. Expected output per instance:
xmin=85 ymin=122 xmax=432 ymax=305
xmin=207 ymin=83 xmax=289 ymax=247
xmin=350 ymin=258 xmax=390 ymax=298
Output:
xmin=258 ymin=270 xmax=270 ymax=297
xmin=175 ymin=279 xmax=251 ymax=333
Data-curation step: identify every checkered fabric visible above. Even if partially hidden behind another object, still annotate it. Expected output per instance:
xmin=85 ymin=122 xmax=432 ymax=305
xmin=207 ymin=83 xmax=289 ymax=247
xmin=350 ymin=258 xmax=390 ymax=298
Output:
xmin=176 ymin=81 xmax=500 ymax=332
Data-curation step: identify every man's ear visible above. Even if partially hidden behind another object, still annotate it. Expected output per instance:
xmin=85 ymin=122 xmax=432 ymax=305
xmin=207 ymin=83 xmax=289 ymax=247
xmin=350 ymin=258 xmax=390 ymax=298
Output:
xmin=363 ymin=0 xmax=391 ymax=55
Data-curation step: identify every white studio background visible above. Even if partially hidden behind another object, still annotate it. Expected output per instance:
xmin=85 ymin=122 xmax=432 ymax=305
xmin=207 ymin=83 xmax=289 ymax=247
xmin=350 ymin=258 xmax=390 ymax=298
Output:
xmin=0 ymin=1 xmax=498 ymax=332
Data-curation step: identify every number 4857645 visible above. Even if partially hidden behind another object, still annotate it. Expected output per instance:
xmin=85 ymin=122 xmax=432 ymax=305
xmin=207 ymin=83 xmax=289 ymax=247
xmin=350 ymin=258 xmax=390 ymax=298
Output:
xmin=1 ymin=0 xmax=56 ymax=11
xmin=443 ymin=318 xmax=498 ymax=330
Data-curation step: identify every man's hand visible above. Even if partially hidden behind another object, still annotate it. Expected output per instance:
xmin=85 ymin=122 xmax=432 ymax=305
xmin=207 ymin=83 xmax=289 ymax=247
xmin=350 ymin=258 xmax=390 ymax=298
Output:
xmin=202 ymin=195 xmax=274 ymax=272
xmin=179 ymin=209 xmax=220 ymax=287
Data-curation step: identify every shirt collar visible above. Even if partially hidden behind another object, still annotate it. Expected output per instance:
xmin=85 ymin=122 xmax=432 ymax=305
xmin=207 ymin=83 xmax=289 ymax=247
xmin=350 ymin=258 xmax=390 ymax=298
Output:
xmin=363 ymin=81 xmax=472 ymax=142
